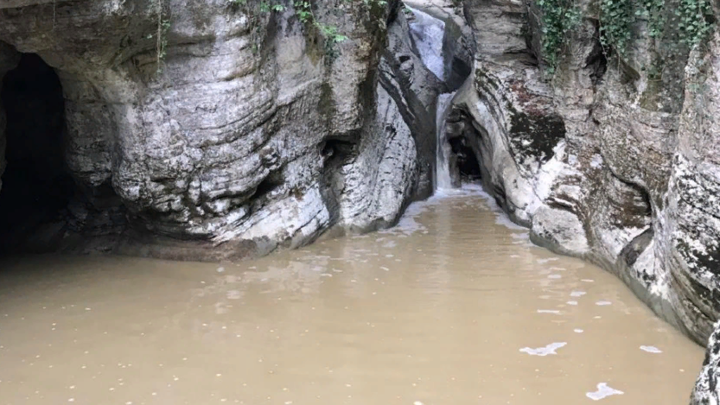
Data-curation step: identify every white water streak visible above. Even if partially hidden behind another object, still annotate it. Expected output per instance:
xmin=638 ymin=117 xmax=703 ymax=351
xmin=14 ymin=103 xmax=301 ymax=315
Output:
xmin=436 ymin=92 xmax=456 ymax=191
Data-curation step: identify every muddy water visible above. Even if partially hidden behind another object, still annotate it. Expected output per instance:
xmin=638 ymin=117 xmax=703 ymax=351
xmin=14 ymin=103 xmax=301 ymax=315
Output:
xmin=0 ymin=188 xmax=704 ymax=405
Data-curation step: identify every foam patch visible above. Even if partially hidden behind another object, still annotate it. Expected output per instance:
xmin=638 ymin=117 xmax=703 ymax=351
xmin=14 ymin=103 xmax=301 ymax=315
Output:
xmin=586 ymin=383 xmax=623 ymax=400
xmin=519 ymin=342 xmax=567 ymax=356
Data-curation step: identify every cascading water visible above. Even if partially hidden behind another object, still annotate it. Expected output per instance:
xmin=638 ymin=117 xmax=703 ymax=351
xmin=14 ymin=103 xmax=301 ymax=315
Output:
xmin=407 ymin=6 xmax=456 ymax=192
xmin=435 ymin=92 xmax=456 ymax=190
xmin=407 ymin=6 xmax=446 ymax=81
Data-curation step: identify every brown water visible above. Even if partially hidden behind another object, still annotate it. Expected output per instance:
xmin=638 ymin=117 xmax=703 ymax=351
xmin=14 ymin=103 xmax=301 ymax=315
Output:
xmin=0 ymin=188 xmax=704 ymax=405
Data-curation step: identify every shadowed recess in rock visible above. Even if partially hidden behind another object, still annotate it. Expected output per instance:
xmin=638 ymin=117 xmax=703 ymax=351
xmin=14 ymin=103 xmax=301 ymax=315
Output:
xmin=0 ymin=54 xmax=74 ymax=253
xmin=449 ymin=135 xmax=481 ymax=182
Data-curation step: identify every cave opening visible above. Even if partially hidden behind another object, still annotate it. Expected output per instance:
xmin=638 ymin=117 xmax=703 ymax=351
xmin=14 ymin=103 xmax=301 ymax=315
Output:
xmin=449 ymin=136 xmax=482 ymax=183
xmin=0 ymin=53 xmax=76 ymax=253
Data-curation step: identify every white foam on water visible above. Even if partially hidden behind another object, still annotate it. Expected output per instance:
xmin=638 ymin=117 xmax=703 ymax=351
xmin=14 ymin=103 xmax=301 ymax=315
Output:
xmin=566 ymin=301 xmax=578 ymax=306
xmin=519 ymin=342 xmax=567 ymax=356
xmin=511 ymin=232 xmax=530 ymax=240
xmin=548 ymin=274 xmax=562 ymax=279
xmin=582 ymin=279 xmax=595 ymax=283
xmin=388 ymin=184 xmax=488 ymax=235
xmin=470 ymin=187 xmax=531 ymax=233
xmin=640 ymin=345 xmax=662 ymax=353
xmin=217 ymin=267 xmax=225 ymax=273
xmin=537 ymin=258 xmax=559 ymax=264
xmin=382 ymin=201 xmax=430 ymax=235
xmin=586 ymin=383 xmax=623 ymax=400
xmin=595 ymin=301 xmax=612 ymax=306
xmin=494 ymin=214 xmax=527 ymax=231
xmin=570 ymin=291 xmax=586 ymax=297
xmin=537 ymin=310 xmax=561 ymax=314
xmin=574 ymin=329 xmax=584 ymax=333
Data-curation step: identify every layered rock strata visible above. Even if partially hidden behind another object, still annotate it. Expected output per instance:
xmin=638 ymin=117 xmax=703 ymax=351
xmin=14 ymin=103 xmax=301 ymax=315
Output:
xmin=0 ymin=0 xmax=472 ymax=259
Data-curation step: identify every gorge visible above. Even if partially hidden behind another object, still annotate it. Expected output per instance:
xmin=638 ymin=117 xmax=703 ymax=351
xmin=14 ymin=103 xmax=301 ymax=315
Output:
xmin=0 ymin=0 xmax=720 ymax=402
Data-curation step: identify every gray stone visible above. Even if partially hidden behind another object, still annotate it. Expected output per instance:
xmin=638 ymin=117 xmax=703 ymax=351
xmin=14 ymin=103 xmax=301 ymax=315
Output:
xmin=428 ymin=1 xmax=720 ymax=399
xmin=0 ymin=0 xmax=449 ymax=259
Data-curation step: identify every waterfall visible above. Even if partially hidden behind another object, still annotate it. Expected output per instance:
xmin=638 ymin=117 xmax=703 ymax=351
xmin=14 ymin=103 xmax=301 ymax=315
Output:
xmin=406 ymin=6 xmax=456 ymax=192
xmin=407 ymin=6 xmax=446 ymax=81
xmin=435 ymin=92 xmax=455 ymax=191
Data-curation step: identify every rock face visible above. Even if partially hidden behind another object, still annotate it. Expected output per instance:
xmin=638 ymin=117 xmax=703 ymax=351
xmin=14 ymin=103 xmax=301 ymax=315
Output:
xmin=442 ymin=0 xmax=720 ymax=342
xmin=3 ymin=0 xmax=720 ymax=400
xmin=0 ymin=0 xmax=474 ymax=259
xmin=428 ymin=0 xmax=720 ymax=400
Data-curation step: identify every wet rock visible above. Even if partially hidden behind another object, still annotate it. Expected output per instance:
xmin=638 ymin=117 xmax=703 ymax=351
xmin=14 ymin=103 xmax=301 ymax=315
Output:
xmin=0 ymin=0 xmax=447 ymax=259
xmin=692 ymin=322 xmax=720 ymax=404
xmin=435 ymin=0 xmax=720 ymax=384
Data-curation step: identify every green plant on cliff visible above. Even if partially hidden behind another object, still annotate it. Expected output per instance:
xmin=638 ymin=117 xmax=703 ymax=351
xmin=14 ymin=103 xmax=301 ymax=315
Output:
xmin=536 ymin=0 xmax=582 ymax=72
xmin=148 ymin=0 xmax=170 ymax=74
xmin=638 ymin=0 xmax=665 ymax=38
xmin=228 ymin=0 xmax=350 ymax=60
xmin=599 ymin=0 xmax=713 ymax=55
xmin=677 ymin=0 xmax=714 ymax=46
xmin=293 ymin=0 xmax=349 ymax=60
xmin=599 ymin=0 xmax=634 ymax=55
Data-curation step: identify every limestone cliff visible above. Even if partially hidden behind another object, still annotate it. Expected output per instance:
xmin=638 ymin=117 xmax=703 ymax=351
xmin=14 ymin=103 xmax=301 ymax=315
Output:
xmin=0 ymin=0 xmax=470 ymax=259
xmin=428 ymin=0 xmax=720 ymax=401
xmin=2 ymin=0 xmax=720 ymax=400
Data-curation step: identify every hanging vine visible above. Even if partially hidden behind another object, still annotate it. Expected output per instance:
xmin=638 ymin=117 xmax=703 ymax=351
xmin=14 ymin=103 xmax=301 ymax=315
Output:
xmin=537 ymin=0 xmax=715 ymax=76
xmin=147 ymin=0 xmax=170 ymax=74
xmin=535 ymin=0 xmax=582 ymax=72
xmin=598 ymin=0 xmax=634 ymax=56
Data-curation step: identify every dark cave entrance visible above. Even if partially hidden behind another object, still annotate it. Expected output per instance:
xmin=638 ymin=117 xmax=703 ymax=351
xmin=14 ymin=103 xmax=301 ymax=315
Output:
xmin=449 ymin=136 xmax=481 ymax=183
xmin=0 ymin=53 xmax=75 ymax=252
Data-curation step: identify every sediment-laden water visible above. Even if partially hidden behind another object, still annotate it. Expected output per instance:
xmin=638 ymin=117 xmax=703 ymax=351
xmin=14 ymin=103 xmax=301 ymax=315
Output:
xmin=0 ymin=188 xmax=703 ymax=404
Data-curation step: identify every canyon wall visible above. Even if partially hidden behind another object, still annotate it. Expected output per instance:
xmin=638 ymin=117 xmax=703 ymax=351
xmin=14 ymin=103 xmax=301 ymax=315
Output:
xmin=0 ymin=0 xmax=474 ymax=259
xmin=432 ymin=0 xmax=720 ymax=400
xmin=2 ymin=0 xmax=720 ymax=400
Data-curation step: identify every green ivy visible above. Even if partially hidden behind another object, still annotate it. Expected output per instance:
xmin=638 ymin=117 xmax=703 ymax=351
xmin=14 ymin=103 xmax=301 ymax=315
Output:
xmin=537 ymin=0 xmax=715 ymax=77
xmin=293 ymin=0 xmax=349 ymax=61
xmin=677 ymin=0 xmax=713 ymax=46
xmin=536 ymin=0 xmax=582 ymax=72
xmin=599 ymin=0 xmax=714 ymax=55
xmin=638 ymin=0 xmax=665 ymax=38
xmin=229 ymin=0 xmax=354 ymax=60
xmin=599 ymin=0 xmax=634 ymax=55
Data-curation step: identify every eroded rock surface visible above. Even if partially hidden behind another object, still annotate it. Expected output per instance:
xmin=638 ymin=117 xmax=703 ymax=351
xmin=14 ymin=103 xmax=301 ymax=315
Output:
xmin=3 ymin=0 xmax=720 ymax=400
xmin=0 ymin=0 xmax=469 ymax=259
xmin=428 ymin=0 xmax=720 ymax=399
